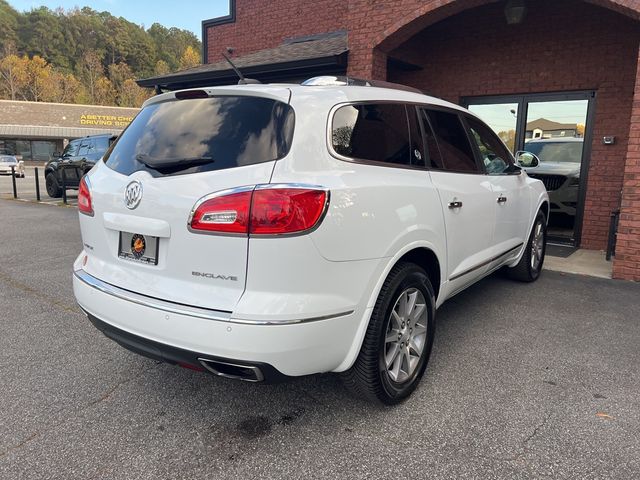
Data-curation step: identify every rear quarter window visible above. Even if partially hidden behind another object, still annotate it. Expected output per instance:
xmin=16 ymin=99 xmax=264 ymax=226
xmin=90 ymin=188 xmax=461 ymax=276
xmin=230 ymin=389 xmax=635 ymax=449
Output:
xmin=104 ymin=96 xmax=295 ymax=177
xmin=331 ymin=103 xmax=422 ymax=168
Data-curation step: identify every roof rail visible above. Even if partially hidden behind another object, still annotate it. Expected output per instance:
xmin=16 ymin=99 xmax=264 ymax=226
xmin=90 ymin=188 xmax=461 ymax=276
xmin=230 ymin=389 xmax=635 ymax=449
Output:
xmin=301 ymin=76 xmax=423 ymax=94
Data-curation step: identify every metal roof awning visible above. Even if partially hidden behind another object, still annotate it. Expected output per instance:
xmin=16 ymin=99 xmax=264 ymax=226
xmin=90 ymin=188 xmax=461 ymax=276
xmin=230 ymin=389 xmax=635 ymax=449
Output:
xmin=0 ymin=124 xmax=121 ymax=140
xmin=137 ymin=31 xmax=349 ymax=91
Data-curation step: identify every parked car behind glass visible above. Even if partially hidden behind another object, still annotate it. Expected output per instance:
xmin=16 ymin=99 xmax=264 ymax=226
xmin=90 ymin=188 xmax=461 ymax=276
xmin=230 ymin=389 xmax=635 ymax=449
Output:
xmin=45 ymin=134 xmax=116 ymax=198
xmin=521 ymin=137 xmax=582 ymax=217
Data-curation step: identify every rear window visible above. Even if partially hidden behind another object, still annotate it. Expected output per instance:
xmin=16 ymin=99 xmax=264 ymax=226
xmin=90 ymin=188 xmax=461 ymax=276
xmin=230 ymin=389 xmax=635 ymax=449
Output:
xmin=104 ymin=96 xmax=295 ymax=176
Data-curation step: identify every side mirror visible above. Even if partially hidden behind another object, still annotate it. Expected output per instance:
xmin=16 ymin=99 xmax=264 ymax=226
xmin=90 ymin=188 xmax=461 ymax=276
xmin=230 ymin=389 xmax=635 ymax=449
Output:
xmin=515 ymin=151 xmax=540 ymax=168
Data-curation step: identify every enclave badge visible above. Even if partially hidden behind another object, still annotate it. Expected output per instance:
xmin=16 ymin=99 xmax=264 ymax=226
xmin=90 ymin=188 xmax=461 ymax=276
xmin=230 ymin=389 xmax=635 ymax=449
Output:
xmin=124 ymin=180 xmax=143 ymax=210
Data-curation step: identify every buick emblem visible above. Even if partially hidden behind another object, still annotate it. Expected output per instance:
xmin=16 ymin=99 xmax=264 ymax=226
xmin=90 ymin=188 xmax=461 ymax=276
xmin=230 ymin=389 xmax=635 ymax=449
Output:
xmin=124 ymin=181 xmax=143 ymax=210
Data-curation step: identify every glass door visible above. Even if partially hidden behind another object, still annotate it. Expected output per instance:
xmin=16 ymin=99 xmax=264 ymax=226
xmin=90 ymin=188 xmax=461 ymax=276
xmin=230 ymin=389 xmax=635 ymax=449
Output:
xmin=522 ymin=99 xmax=589 ymax=242
xmin=467 ymin=102 xmax=519 ymax=154
xmin=464 ymin=92 xmax=595 ymax=245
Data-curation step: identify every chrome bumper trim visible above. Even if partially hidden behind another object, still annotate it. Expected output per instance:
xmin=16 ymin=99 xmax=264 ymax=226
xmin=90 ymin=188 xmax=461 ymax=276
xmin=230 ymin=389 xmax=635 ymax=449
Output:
xmin=73 ymin=269 xmax=353 ymax=325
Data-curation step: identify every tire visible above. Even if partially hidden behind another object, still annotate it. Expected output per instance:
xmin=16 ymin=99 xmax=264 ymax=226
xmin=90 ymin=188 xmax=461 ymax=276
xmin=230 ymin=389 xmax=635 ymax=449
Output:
xmin=45 ymin=172 xmax=61 ymax=198
xmin=507 ymin=211 xmax=547 ymax=282
xmin=341 ymin=262 xmax=436 ymax=405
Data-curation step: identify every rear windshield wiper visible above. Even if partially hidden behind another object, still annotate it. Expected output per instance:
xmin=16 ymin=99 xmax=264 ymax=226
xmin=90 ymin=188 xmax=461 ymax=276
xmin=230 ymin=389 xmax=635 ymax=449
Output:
xmin=135 ymin=154 xmax=214 ymax=170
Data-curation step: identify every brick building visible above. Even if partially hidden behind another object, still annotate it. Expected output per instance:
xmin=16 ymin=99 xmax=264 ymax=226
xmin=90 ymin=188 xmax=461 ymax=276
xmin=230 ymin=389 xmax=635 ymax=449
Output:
xmin=0 ymin=100 xmax=138 ymax=162
xmin=138 ymin=0 xmax=640 ymax=281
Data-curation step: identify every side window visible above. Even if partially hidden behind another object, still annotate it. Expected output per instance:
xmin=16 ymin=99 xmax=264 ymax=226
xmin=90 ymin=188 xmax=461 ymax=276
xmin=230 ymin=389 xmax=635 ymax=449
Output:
xmin=62 ymin=140 xmax=80 ymax=157
xmin=418 ymin=108 xmax=444 ymax=169
xmin=95 ymin=136 xmax=111 ymax=153
xmin=407 ymin=107 xmax=426 ymax=168
xmin=465 ymin=116 xmax=514 ymax=174
xmin=332 ymin=103 xmax=417 ymax=167
xmin=78 ymin=140 xmax=94 ymax=156
xmin=424 ymin=109 xmax=478 ymax=173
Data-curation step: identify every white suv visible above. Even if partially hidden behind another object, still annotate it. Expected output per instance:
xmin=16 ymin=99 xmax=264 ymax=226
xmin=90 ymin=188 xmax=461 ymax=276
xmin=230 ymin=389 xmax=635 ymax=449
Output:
xmin=73 ymin=78 xmax=549 ymax=404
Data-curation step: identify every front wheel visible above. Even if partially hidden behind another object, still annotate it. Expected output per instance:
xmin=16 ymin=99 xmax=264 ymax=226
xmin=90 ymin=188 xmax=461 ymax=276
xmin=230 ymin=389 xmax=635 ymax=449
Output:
xmin=45 ymin=173 xmax=61 ymax=198
xmin=341 ymin=262 xmax=436 ymax=405
xmin=507 ymin=211 xmax=547 ymax=282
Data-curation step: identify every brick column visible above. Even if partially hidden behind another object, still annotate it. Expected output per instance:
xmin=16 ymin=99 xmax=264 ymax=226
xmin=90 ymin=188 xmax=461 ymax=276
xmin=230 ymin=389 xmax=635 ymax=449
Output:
xmin=613 ymin=45 xmax=640 ymax=281
xmin=347 ymin=45 xmax=388 ymax=81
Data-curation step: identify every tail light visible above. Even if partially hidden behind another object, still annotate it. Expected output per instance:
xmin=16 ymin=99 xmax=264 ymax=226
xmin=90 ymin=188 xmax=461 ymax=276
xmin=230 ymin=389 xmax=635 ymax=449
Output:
xmin=189 ymin=189 xmax=252 ymax=234
xmin=78 ymin=176 xmax=94 ymax=216
xmin=189 ymin=185 xmax=328 ymax=236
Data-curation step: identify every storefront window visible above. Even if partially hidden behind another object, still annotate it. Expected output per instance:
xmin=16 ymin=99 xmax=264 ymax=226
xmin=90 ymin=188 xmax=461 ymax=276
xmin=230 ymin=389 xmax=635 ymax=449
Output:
xmin=32 ymin=141 xmax=57 ymax=161
xmin=0 ymin=139 xmax=59 ymax=161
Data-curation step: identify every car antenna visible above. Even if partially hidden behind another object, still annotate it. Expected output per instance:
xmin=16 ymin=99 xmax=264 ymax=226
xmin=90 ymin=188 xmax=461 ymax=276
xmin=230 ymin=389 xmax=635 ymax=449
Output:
xmin=221 ymin=49 xmax=261 ymax=85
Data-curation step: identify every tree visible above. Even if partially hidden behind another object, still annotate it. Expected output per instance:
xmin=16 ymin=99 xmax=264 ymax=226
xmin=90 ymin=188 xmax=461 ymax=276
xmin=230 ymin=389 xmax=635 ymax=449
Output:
xmin=179 ymin=45 xmax=200 ymax=70
xmin=119 ymin=79 xmax=150 ymax=107
xmin=79 ymin=50 xmax=105 ymax=103
xmin=19 ymin=7 xmax=68 ymax=70
xmin=0 ymin=0 xmax=19 ymax=46
xmin=0 ymin=6 xmax=201 ymax=105
xmin=23 ymin=55 xmax=54 ymax=102
xmin=497 ymin=129 xmax=516 ymax=153
xmin=0 ymin=53 xmax=27 ymax=100
xmin=94 ymin=76 xmax=116 ymax=105
xmin=49 ymin=71 xmax=84 ymax=104
xmin=148 ymin=23 xmax=200 ymax=71
xmin=154 ymin=60 xmax=170 ymax=76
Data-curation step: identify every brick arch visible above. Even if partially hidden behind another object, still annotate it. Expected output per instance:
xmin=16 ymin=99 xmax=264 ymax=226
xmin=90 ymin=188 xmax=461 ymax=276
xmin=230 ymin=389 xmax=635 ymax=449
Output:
xmin=372 ymin=0 xmax=640 ymax=53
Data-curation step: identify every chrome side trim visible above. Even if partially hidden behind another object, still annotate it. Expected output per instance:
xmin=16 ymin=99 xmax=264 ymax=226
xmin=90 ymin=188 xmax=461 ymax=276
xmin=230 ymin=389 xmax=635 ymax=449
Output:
xmin=231 ymin=309 xmax=355 ymax=326
xmin=74 ymin=269 xmax=353 ymax=325
xmin=74 ymin=269 xmax=232 ymax=322
xmin=449 ymin=242 xmax=524 ymax=281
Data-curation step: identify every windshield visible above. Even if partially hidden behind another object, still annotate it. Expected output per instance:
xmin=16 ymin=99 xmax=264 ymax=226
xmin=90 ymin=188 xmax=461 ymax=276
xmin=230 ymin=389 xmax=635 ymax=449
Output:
xmin=0 ymin=156 xmax=16 ymax=163
xmin=524 ymin=141 xmax=583 ymax=163
xmin=104 ymin=95 xmax=295 ymax=177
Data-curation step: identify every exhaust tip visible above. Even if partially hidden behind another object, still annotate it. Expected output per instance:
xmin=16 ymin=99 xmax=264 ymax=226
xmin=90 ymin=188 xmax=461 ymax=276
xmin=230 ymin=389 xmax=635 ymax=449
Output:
xmin=198 ymin=358 xmax=264 ymax=382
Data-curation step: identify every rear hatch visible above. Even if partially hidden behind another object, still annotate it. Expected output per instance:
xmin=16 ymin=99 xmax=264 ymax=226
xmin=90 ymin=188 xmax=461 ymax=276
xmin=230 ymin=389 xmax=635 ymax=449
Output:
xmin=79 ymin=87 xmax=294 ymax=311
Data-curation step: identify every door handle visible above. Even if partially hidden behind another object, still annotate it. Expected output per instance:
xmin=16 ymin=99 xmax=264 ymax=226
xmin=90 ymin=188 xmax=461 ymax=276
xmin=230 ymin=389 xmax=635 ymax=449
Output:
xmin=497 ymin=195 xmax=508 ymax=204
xmin=448 ymin=200 xmax=463 ymax=209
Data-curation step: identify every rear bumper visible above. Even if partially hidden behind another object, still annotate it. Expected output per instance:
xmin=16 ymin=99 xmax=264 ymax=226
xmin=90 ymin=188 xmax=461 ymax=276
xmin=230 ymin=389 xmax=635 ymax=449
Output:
xmin=73 ymin=269 xmax=364 ymax=377
xmin=86 ymin=313 xmax=289 ymax=383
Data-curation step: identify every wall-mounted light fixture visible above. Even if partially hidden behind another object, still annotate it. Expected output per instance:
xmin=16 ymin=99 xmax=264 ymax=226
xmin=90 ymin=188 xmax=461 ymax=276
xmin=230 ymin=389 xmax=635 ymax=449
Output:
xmin=504 ymin=0 xmax=527 ymax=25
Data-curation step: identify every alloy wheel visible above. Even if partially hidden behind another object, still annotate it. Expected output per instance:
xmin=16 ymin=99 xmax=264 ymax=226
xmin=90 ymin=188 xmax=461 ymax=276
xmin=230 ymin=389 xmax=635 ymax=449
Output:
xmin=383 ymin=287 xmax=428 ymax=383
xmin=531 ymin=221 xmax=545 ymax=271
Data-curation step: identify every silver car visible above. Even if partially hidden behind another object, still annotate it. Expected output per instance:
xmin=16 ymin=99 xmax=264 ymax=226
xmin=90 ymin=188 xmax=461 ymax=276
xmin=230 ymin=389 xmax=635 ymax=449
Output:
xmin=519 ymin=138 xmax=582 ymax=217
xmin=0 ymin=155 xmax=25 ymax=178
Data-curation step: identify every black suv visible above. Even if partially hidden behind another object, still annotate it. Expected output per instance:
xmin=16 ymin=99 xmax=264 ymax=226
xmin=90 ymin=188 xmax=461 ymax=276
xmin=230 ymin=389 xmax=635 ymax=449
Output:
xmin=45 ymin=134 xmax=116 ymax=198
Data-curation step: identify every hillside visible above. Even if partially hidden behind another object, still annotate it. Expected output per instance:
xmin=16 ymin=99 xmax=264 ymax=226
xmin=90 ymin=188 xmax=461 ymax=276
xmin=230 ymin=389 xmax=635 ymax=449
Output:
xmin=0 ymin=1 xmax=201 ymax=107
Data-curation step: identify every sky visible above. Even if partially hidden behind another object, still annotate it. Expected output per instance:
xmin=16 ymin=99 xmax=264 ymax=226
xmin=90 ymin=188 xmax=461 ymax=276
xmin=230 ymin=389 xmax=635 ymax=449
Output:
xmin=8 ymin=0 xmax=230 ymax=38
xmin=469 ymin=100 xmax=590 ymax=133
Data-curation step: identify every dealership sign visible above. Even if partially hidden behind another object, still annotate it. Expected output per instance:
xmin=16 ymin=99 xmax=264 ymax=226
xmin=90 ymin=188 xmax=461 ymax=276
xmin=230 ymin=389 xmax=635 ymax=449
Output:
xmin=80 ymin=114 xmax=134 ymax=128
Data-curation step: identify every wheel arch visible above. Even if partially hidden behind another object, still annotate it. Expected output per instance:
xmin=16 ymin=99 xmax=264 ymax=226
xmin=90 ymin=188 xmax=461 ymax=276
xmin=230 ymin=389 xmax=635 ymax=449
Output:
xmin=396 ymin=247 xmax=441 ymax=302
xmin=540 ymin=200 xmax=550 ymax=224
xmin=333 ymin=242 xmax=444 ymax=373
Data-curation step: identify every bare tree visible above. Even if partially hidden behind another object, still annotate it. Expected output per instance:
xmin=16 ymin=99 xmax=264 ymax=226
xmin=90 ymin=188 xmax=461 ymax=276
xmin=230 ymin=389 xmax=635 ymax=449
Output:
xmin=80 ymin=50 xmax=104 ymax=103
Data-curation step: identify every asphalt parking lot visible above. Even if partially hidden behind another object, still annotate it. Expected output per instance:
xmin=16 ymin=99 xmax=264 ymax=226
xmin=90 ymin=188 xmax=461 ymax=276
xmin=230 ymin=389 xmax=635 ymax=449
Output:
xmin=1 ymin=199 xmax=639 ymax=479
xmin=0 ymin=167 xmax=77 ymax=205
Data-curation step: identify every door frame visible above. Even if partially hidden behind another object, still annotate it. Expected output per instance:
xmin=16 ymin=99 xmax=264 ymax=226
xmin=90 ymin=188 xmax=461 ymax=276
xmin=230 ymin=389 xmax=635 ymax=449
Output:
xmin=461 ymin=91 xmax=597 ymax=247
